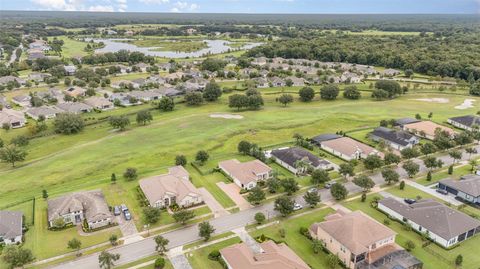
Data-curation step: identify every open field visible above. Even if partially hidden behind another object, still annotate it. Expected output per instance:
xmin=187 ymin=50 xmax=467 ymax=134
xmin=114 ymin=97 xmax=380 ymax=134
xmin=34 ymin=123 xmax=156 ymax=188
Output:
xmin=187 ymin=236 xmax=242 ymax=269
xmin=48 ymin=36 xmax=89 ymax=59
xmin=119 ymin=39 xmax=208 ymax=52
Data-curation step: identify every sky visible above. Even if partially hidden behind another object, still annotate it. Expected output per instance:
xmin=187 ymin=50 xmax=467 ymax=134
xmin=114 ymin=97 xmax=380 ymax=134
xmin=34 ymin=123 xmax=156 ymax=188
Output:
xmin=0 ymin=0 xmax=478 ymax=14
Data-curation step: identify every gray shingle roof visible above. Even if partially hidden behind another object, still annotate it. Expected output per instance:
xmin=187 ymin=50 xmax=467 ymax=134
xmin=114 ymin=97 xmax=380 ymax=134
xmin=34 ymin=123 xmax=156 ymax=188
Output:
xmin=271 ymin=147 xmax=331 ymax=169
xmin=439 ymin=175 xmax=480 ymax=197
xmin=449 ymin=115 xmax=480 ymax=128
xmin=0 ymin=211 xmax=23 ymax=239
xmin=311 ymin=134 xmax=342 ymax=144
xmin=379 ymin=198 xmax=480 ymax=240
xmin=370 ymin=127 xmax=415 ymax=147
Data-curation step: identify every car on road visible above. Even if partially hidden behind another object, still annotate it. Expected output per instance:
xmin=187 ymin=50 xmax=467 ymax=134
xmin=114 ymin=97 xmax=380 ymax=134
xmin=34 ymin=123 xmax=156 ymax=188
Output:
xmin=324 ymin=182 xmax=333 ymax=189
xmin=404 ymin=198 xmax=416 ymax=204
xmin=113 ymin=206 xmax=121 ymax=216
xmin=436 ymin=189 xmax=448 ymax=195
xmin=307 ymin=187 xmax=318 ymax=193
xmin=293 ymin=203 xmax=303 ymax=211
xmin=124 ymin=209 xmax=132 ymax=220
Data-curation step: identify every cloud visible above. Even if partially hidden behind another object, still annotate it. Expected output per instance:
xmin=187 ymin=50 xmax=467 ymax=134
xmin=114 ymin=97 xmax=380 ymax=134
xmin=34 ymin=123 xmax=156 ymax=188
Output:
xmin=139 ymin=0 xmax=170 ymax=4
xmin=31 ymin=0 xmax=79 ymax=11
xmin=170 ymin=1 xmax=198 ymax=12
xmin=31 ymin=0 xmax=124 ymax=11
xmin=88 ymin=4 xmax=114 ymax=11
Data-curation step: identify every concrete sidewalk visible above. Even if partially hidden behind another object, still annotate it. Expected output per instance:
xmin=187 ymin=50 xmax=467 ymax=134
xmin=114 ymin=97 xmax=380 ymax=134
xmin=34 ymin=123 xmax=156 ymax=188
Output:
xmin=405 ymin=180 xmax=462 ymax=206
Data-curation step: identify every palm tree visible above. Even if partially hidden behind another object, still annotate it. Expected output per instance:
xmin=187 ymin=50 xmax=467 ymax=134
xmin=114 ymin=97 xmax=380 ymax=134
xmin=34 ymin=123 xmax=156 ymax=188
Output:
xmin=98 ymin=251 xmax=120 ymax=269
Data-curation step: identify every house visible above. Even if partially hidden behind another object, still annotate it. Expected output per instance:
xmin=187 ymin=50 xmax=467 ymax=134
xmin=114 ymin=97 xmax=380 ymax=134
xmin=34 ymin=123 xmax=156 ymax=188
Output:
xmin=64 ymin=86 xmax=87 ymax=98
xmin=252 ymin=57 xmax=268 ymax=66
xmin=312 ymin=134 xmax=382 ymax=161
xmin=0 ymin=211 xmax=23 ymax=245
xmin=11 ymin=95 xmax=31 ymax=107
xmin=157 ymin=87 xmax=181 ymax=97
xmin=63 ymin=65 xmax=77 ymax=76
xmin=447 ymin=115 xmax=480 ymax=131
xmin=186 ymin=77 xmax=208 ymax=89
xmin=139 ymin=166 xmax=203 ymax=208
xmin=269 ymin=147 xmax=335 ymax=175
xmin=438 ymin=174 xmax=480 ymax=204
xmin=369 ymin=127 xmax=419 ymax=150
xmin=28 ymin=72 xmax=51 ymax=82
xmin=128 ymin=90 xmax=163 ymax=102
xmin=26 ymin=106 xmax=60 ymax=120
xmin=253 ymin=77 xmax=269 ymax=88
xmin=0 ymin=109 xmax=26 ymax=128
xmin=111 ymin=80 xmax=138 ymax=89
xmin=28 ymin=51 xmax=46 ymax=61
xmin=310 ymin=210 xmax=422 ymax=269
xmin=220 ymin=240 xmax=309 ymax=269
xmin=383 ymin=68 xmax=401 ymax=77
xmin=0 ymin=94 xmax=11 ymax=109
xmin=378 ymin=198 xmax=480 ymax=248
xmin=0 ymin=76 xmax=26 ymax=86
xmin=37 ymin=88 xmax=65 ymax=103
xmin=84 ymin=97 xmax=114 ymax=110
xmin=340 ymin=72 xmax=362 ymax=83
xmin=218 ymin=159 xmax=272 ymax=190
xmin=394 ymin=118 xmax=420 ymax=127
xmin=285 ymin=76 xmax=305 ymax=86
xmin=403 ymin=121 xmax=455 ymax=140
xmin=270 ymin=77 xmax=286 ymax=87
xmin=55 ymin=102 xmax=92 ymax=114
xmin=106 ymin=29 xmax=117 ymax=35
xmin=134 ymin=63 xmax=150 ymax=72
xmin=109 ymin=93 xmax=141 ymax=106
xmin=47 ymin=190 xmax=114 ymax=230
xmin=28 ymin=40 xmax=50 ymax=51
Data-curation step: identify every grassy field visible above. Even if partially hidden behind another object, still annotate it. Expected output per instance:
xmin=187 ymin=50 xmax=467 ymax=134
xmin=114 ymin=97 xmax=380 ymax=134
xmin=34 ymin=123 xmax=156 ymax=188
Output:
xmin=343 ymin=189 xmax=480 ymax=269
xmin=119 ymin=39 xmax=208 ymax=52
xmin=187 ymin=237 xmax=242 ymax=269
xmin=249 ymin=207 xmax=335 ymax=268
xmin=49 ymin=36 xmax=89 ymax=59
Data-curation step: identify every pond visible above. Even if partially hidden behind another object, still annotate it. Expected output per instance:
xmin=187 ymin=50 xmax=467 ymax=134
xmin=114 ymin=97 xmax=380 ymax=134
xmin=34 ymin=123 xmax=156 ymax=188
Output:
xmin=85 ymin=38 xmax=262 ymax=58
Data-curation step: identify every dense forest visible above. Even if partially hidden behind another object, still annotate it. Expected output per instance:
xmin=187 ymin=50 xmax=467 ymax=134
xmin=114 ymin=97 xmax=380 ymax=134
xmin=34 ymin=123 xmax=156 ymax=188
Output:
xmin=247 ymin=33 xmax=480 ymax=81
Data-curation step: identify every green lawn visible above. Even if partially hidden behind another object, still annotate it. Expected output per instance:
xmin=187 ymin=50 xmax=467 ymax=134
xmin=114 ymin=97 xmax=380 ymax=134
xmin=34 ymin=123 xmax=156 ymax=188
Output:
xmin=249 ymin=207 xmax=335 ymax=269
xmin=119 ymin=39 xmax=208 ymax=52
xmin=187 ymin=237 xmax=242 ymax=269
xmin=343 ymin=190 xmax=480 ymax=269
xmin=415 ymin=163 xmax=474 ymax=186
xmin=115 ymin=254 xmax=173 ymax=269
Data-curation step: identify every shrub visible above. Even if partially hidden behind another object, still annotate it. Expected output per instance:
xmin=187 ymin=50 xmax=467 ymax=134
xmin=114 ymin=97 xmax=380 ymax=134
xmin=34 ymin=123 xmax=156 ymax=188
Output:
xmin=154 ymin=257 xmax=165 ymax=269
xmin=208 ymin=250 xmax=221 ymax=261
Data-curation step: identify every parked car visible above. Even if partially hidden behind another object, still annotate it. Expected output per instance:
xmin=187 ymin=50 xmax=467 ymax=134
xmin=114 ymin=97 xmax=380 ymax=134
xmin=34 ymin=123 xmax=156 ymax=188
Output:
xmin=436 ymin=189 xmax=448 ymax=195
xmin=124 ymin=209 xmax=132 ymax=221
xmin=307 ymin=187 xmax=318 ymax=194
xmin=293 ymin=203 xmax=303 ymax=211
xmin=120 ymin=204 xmax=128 ymax=212
xmin=324 ymin=182 xmax=333 ymax=189
xmin=113 ymin=206 xmax=121 ymax=216
xmin=404 ymin=198 xmax=416 ymax=204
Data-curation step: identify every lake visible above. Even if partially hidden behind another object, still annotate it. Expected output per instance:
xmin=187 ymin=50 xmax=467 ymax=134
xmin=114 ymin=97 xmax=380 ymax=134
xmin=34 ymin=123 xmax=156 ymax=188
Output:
xmin=85 ymin=38 xmax=262 ymax=58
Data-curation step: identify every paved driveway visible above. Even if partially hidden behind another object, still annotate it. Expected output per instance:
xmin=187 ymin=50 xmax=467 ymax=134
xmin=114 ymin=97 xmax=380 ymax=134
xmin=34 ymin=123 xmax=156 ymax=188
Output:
xmin=167 ymin=247 xmax=193 ymax=269
xmin=217 ymin=182 xmax=252 ymax=210
xmin=198 ymin=187 xmax=229 ymax=217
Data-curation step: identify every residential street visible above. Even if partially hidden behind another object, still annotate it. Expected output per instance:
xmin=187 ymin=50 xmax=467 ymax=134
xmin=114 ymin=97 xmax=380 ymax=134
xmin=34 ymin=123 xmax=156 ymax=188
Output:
xmin=51 ymin=144 xmax=480 ymax=269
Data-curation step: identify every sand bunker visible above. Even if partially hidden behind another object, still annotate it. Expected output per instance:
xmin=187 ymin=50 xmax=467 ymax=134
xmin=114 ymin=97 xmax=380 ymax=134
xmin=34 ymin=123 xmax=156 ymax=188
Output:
xmin=455 ymin=99 xmax=476 ymax=110
xmin=411 ymin=98 xmax=450 ymax=104
xmin=210 ymin=113 xmax=244 ymax=119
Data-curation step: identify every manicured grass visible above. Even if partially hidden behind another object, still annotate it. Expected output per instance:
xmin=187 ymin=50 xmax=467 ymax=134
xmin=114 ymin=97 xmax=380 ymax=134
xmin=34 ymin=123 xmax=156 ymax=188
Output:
xmin=187 ymin=237 xmax=242 ymax=269
xmin=50 ymin=36 xmax=89 ymax=58
xmin=115 ymin=254 xmax=173 ymax=269
xmin=343 ymin=190 xmax=480 ymax=269
xmin=183 ymin=231 xmax=235 ymax=250
xmin=415 ymin=163 xmax=473 ymax=186
xmin=249 ymin=207 xmax=335 ymax=269
xmin=119 ymin=39 xmax=208 ymax=52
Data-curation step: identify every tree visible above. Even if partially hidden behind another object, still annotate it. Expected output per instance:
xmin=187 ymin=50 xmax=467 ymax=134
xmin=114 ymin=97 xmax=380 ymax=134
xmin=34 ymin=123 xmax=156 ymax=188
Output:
xmin=402 ymin=160 xmax=420 ymax=178
xmin=156 ymin=97 xmax=175 ymax=111
xmin=195 ymin=150 xmax=209 ymax=164
xmin=371 ymin=88 xmax=389 ymax=100
xmin=254 ymin=212 xmax=266 ymax=224
xmin=320 ymin=85 xmax=339 ymax=100
xmin=184 ymin=92 xmax=204 ymax=106
xmin=423 ymin=156 xmax=442 ymax=171
xmin=109 ymin=234 xmax=118 ymax=246
xmin=405 ymin=240 xmax=416 ymax=252
xmin=363 ymin=155 xmax=384 ymax=171
xmin=98 ymin=251 xmax=120 ymax=269
xmin=228 ymin=94 xmax=248 ymax=111
xmin=247 ymin=94 xmax=264 ymax=110
xmin=281 ymin=178 xmax=299 ymax=195
xmin=2 ymin=246 xmax=35 ymax=269
xmin=375 ymin=80 xmax=402 ymax=98
xmin=330 ymin=183 xmax=348 ymax=200
xmin=299 ymin=87 xmax=315 ymax=102
xmin=0 ymin=145 xmax=27 ymax=167
xmin=327 ymin=253 xmax=340 ymax=269
xmin=237 ymin=140 xmax=252 ymax=155
xmin=400 ymin=180 xmax=406 ymax=190
xmin=123 ymin=167 xmax=137 ymax=181
xmin=136 ymin=110 xmax=153 ymax=125
xmin=381 ymin=168 xmax=400 ymax=185
xmin=311 ymin=169 xmax=330 ymax=185
xmin=266 ymin=177 xmax=281 ymax=193
xmin=11 ymin=135 xmax=29 ymax=147
xmin=303 ymin=191 xmax=321 ymax=208
xmin=54 ymin=113 xmax=85 ymax=134
xmin=198 ymin=221 xmax=215 ymax=241
xmin=67 ymin=238 xmax=82 ymax=256
xmin=111 ymin=173 xmax=116 ymax=184
xmin=154 ymin=257 xmax=166 ymax=269
xmin=465 ymin=147 xmax=477 ymax=159
xmin=312 ymin=239 xmax=323 ymax=254
xmin=448 ymin=149 xmax=462 ymax=164
xmin=247 ymin=186 xmax=266 ymax=205
xmin=420 ymin=143 xmax=437 ymax=156
xmin=173 ymin=209 xmax=195 ymax=225
xmin=203 ymin=81 xmax=222 ymax=101
xmin=171 ymin=156 xmax=186 ymax=168
xmin=42 ymin=189 xmax=48 ymax=199
xmin=278 ymin=94 xmax=294 ymax=106
xmin=143 ymin=207 xmax=161 ymax=225
xmin=274 ymin=196 xmax=295 ymax=217
xmin=353 ymin=175 xmax=375 ymax=192
xmin=109 ymin=115 xmax=130 ymax=131
xmin=384 ymin=152 xmax=401 ymax=165
xmin=343 ymin=85 xmax=361 ymax=100
xmin=405 ymin=69 xmax=414 ymax=78
xmin=339 ymin=163 xmax=355 ymax=179
xmin=154 ymin=235 xmax=169 ymax=254
xmin=455 ymin=254 xmax=463 ymax=266
xmin=400 ymin=147 xmax=420 ymax=159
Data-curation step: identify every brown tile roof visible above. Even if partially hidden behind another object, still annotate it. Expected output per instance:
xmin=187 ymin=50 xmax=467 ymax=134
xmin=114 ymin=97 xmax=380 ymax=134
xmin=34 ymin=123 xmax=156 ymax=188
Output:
xmin=219 ymin=159 xmax=272 ymax=185
xmin=379 ymin=198 xmax=480 ymax=240
xmin=403 ymin=121 xmax=455 ymax=138
xmin=139 ymin=166 xmax=201 ymax=206
xmin=311 ymin=210 xmax=396 ymax=255
xmin=220 ymin=240 xmax=309 ymax=269
xmin=321 ymin=137 xmax=381 ymax=158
